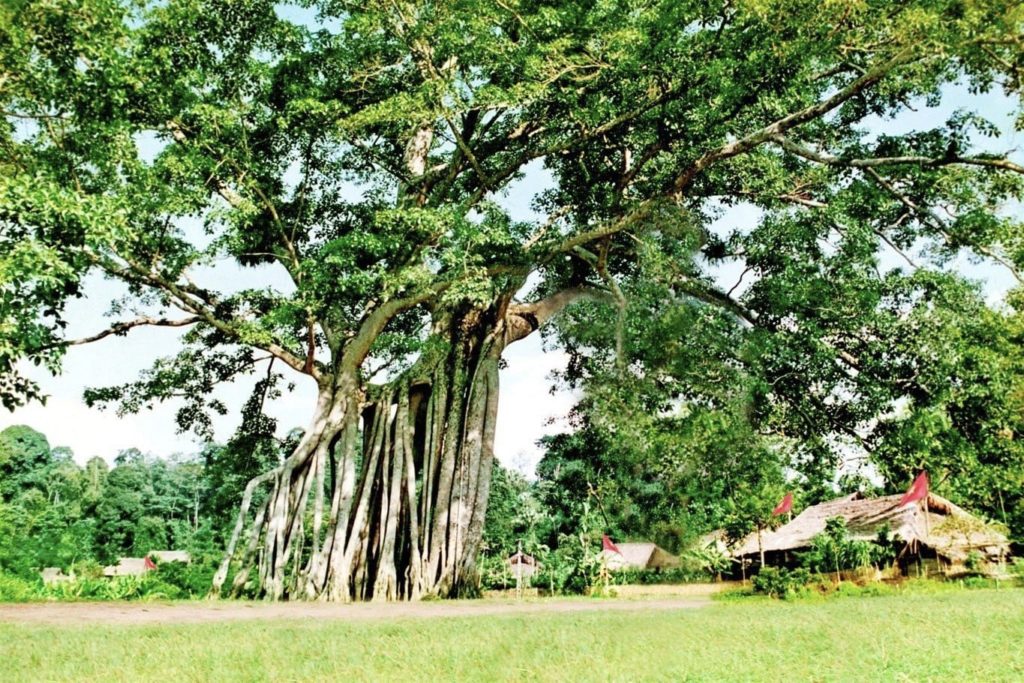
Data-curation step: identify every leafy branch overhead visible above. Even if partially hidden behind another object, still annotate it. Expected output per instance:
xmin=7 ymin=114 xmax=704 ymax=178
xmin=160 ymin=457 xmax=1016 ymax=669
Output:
xmin=1 ymin=0 xmax=1021 ymax=409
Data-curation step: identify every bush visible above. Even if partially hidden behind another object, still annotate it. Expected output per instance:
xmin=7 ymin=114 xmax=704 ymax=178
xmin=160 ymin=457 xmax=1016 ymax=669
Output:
xmin=0 ymin=571 xmax=39 ymax=602
xmin=478 ymin=553 xmax=518 ymax=591
xmin=69 ymin=559 xmax=104 ymax=580
xmin=0 ymin=567 xmax=204 ymax=602
xmin=532 ymin=534 xmax=604 ymax=595
xmin=1009 ymin=558 xmax=1024 ymax=586
xmin=687 ymin=544 xmax=733 ymax=581
xmin=611 ymin=566 xmax=705 ymax=586
xmin=800 ymin=517 xmax=889 ymax=576
xmin=152 ymin=559 xmax=216 ymax=598
xmin=752 ymin=567 xmax=811 ymax=599
xmin=963 ymin=551 xmax=984 ymax=575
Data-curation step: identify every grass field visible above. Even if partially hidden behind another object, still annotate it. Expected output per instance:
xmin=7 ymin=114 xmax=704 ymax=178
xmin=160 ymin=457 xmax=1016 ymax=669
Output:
xmin=2 ymin=589 xmax=1022 ymax=682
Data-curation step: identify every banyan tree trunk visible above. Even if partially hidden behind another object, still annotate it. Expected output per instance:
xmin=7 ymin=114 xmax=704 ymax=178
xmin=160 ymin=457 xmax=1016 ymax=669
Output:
xmin=212 ymin=306 xmax=504 ymax=601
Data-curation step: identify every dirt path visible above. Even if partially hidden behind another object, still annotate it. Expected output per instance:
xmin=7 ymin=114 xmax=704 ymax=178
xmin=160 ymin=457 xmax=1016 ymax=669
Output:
xmin=0 ymin=596 xmax=711 ymax=626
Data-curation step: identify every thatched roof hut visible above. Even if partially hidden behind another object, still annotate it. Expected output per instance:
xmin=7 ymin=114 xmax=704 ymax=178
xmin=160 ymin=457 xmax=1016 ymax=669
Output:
xmin=506 ymin=551 xmax=538 ymax=579
xmin=102 ymin=550 xmax=190 ymax=578
xmin=733 ymin=492 xmax=1009 ymax=569
xmin=601 ymin=542 xmax=680 ymax=570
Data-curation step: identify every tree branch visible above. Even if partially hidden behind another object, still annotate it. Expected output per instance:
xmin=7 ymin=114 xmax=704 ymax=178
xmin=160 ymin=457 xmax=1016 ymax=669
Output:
xmin=672 ymin=48 xmax=916 ymax=194
xmin=504 ymin=286 xmax=614 ymax=345
xmin=863 ymin=167 xmax=1023 ymax=283
xmin=82 ymin=248 xmax=318 ymax=379
xmin=42 ymin=316 xmax=201 ymax=350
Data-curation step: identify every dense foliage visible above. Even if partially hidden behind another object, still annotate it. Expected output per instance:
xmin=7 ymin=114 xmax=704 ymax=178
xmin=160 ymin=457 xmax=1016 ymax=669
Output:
xmin=538 ymin=280 xmax=1024 ymax=549
xmin=0 ymin=424 xmax=264 ymax=580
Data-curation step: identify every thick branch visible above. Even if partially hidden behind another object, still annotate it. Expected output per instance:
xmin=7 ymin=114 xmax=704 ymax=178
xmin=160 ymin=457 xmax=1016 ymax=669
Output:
xmin=672 ymin=49 xmax=916 ymax=194
xmin=340 ymin=284 xmax=451 ymax=373
xmin=504 ymin=287 xmax=613 ymax=345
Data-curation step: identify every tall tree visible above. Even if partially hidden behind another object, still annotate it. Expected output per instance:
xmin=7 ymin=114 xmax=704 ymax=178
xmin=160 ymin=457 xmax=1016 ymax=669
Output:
xmin=2 ymin=0 xmax=1022 ymax=600
xmin=0 ymin=425 xmax=51 ymax=500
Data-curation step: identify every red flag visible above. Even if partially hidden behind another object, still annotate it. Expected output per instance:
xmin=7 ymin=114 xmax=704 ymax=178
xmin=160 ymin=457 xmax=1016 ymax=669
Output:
xmin=602 ymin=534 xmax=622 ymax=555
xmin=143 ymin=556 xmax=157 ymax=571
xmin=898 ymin=471 xmax=929 ymax=507
xmin=772 ymin=492 xmax=793 ymax=516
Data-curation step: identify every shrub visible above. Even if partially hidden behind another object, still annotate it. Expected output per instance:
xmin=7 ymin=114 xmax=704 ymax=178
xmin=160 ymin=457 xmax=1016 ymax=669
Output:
xmin=0 ymin=571 xmax=39 ymax=602
xmin=1010 ymin=558 xmax=1024 ymax=586
xmin=478 ymin=553 xmax=517 ymax=591
xmin=532 ymin=534 xmax=604 ymax=595
xmin=69 ymin=559 xmax=104 ymax=580
xmin=152 ymin=559 xmax=216 ymax=598
xmin=800 ymin=517 xmax=890 ymax=576
xmin=687 ymin=544 xmax=733 ymax=581
xmin=964 ymin=551 xmax=984 ymax=575
xmin=752 ymin=567 xmax=811 ymax=599
xmin=610 ymin=566 xmax=705 ymax=586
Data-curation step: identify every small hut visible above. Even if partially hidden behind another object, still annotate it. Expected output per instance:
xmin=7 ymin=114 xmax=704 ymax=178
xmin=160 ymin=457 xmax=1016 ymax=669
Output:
xmin=103 ymin=557 xmax=156 ymax=577
xmin=102 ymin=550 xmax=191 ymax=577
xmin=732 ymin=492 xmax=1010 ymax=576
xmin=506 ymin=551 xmax=538 ymax=581
xmin=40 ymin=567 xmax=72 ymax=585
xmin=601 ymin=542 xmax=680 ymax=571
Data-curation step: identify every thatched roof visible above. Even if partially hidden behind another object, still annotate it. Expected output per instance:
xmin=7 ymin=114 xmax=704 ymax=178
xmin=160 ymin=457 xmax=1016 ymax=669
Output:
xmin=601 ymin=542 xmax=680 ymax=570
xmin=733 ymin=492 xmax=1009 ymax=563
xmin=506 ymin=551 xmax=536 ymax=567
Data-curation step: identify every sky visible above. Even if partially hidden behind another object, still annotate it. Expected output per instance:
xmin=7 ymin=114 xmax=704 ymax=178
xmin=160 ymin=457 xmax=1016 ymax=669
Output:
xmin=2 ymin=66 xmax=1022 ymax=475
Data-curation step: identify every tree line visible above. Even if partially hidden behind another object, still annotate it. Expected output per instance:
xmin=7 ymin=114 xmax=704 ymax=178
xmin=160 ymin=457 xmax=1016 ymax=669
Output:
xmin=0 ymin=424 xmax=292 ymax=577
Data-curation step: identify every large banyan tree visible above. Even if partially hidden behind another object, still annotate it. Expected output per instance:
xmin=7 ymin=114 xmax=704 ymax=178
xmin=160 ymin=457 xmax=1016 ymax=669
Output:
xmin=2 ymin=0 xmax=1023 ymax=600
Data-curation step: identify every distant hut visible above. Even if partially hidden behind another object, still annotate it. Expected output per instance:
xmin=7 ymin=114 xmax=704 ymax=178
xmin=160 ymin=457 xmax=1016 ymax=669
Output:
xmin=102 ymin=551 xmax=190 ymax=578
xmin=40 ymin=567 xmax=72 ymax=585
xmin=732 ymin=492 xmax=1010 ymax=576
xmin=506 ymin=551 xmax=538 ymax=581
xmin=600 ymin=542 xmax=680 ymax=571
xmin=103 ymin=557 xmax=157 ymax=578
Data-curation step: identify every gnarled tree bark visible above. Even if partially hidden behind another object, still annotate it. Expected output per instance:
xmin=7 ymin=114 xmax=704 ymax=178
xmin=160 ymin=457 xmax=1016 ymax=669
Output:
xmin=212 ymin=288 xmax=597 ymax=601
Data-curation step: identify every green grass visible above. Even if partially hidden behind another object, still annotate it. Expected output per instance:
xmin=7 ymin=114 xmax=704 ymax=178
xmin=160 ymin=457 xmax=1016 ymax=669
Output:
xmin=2 ymin=589 xmax=1023 ymax=682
